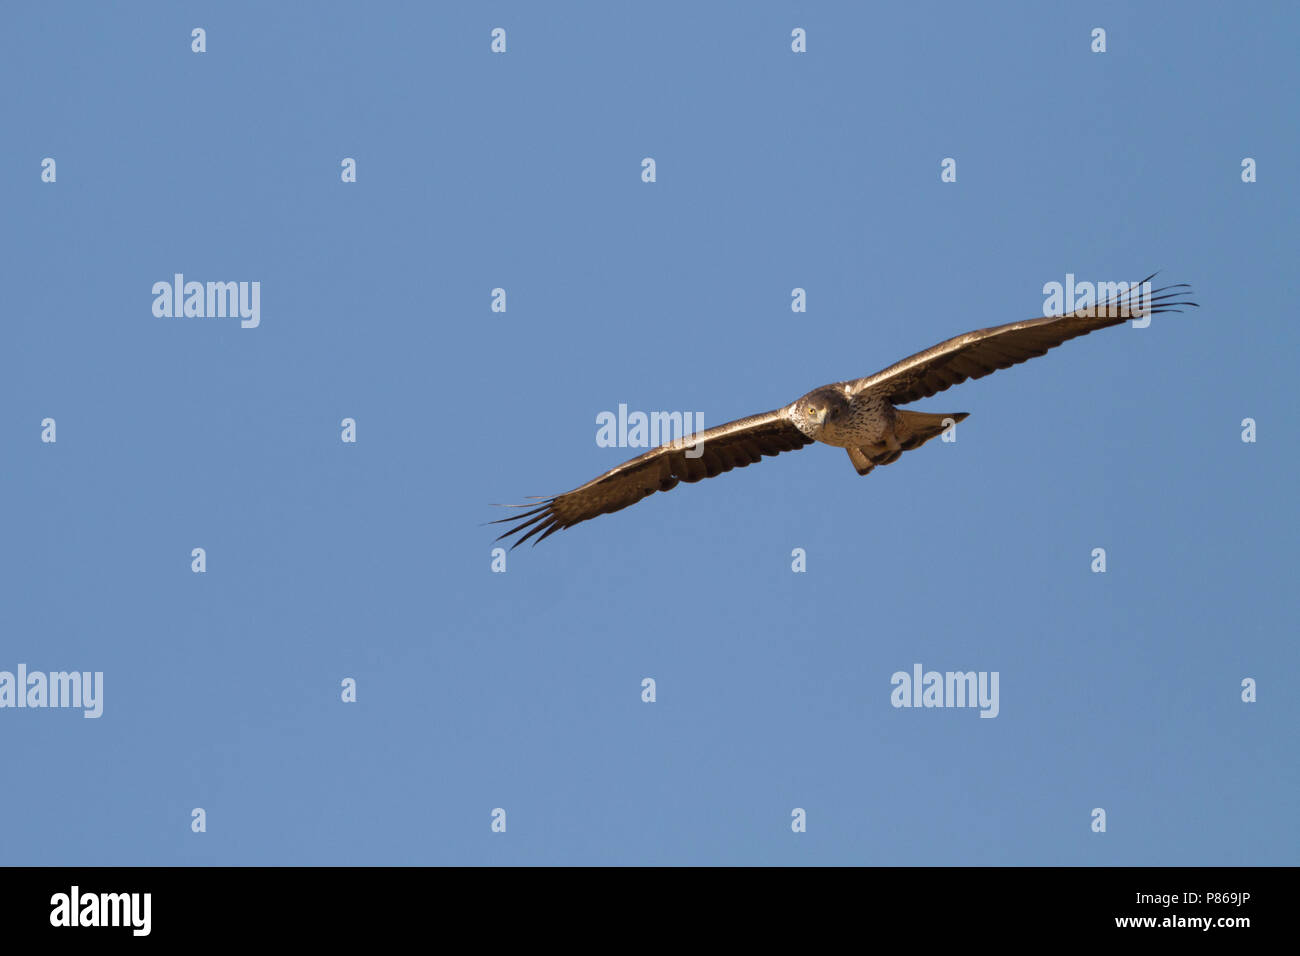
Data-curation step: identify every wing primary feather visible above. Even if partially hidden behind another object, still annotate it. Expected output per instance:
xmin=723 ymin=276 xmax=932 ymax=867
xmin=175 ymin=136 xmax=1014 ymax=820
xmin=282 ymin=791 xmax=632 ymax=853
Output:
xmin=532 ymin=522 xmax=566 ymax=545
xmin=494 ymin=513 xmax=551 ymax=543
xmin=511 ymin=518 xmax=556 ymax=549
xmin=488 ymin=503 xmax=549 ymax=525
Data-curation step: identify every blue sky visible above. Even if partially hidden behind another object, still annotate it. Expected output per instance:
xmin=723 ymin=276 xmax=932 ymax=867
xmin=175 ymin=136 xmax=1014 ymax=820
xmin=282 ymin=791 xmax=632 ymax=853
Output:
xmin=2 ymin=2 xmax=1295 ymax=865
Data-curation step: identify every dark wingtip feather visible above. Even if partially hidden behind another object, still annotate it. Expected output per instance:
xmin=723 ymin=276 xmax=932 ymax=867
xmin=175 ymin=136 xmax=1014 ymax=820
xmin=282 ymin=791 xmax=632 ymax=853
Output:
xmin=1090 ymin=276 xmax=1198 ymax=320
xmin=483 ymin=503 xmax=547 ymax=530
xmin=533 ymin=521 xmax=565 ymax=545
xmin=490 ymin=497 xmax=565 ymax=548
xmin=511 ymin=516 xmax=555 ymax=548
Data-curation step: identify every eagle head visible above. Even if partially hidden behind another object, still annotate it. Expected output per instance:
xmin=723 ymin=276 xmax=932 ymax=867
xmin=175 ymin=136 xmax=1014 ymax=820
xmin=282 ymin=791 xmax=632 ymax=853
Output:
xmin=791 ymin=387 xmax=849 ymax=439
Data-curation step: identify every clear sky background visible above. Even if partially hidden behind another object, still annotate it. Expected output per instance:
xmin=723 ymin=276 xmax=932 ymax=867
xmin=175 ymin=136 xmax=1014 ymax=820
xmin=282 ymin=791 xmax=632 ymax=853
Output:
xmin=2 ymin=2 xmax=1295 ymax=865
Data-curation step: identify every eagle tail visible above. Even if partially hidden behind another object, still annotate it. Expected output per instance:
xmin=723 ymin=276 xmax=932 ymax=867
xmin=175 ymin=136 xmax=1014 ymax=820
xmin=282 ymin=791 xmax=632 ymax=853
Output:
xmin=845 ymin=411 xmax=968 ymax=476
xmin=846 ymin=447 xmax=877 ymax=475
xmin=895 ymin=410 xmax=967 ymax=450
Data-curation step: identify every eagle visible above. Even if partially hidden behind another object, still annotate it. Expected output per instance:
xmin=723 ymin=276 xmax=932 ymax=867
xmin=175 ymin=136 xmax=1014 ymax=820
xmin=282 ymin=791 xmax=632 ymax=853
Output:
xmin=494 ymin=276 xmax=1196 ymax=548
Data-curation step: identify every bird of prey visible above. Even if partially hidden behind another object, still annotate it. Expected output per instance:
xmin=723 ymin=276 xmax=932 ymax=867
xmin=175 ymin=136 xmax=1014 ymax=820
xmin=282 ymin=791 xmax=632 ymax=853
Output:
xmin=494 ymin=276 xmax=1196 ymax=547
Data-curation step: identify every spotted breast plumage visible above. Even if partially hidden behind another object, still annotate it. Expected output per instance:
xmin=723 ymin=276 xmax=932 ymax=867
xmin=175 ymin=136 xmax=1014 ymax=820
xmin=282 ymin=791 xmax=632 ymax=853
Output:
xmin=493 ymin=276 xmax=1196 ymax=547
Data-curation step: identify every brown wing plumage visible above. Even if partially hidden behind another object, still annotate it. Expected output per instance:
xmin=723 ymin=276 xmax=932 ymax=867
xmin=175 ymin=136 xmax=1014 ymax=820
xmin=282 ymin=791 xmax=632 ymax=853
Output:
xmin=848 ymin=276 xmax=1197 ymax=405
xmin=492 ymin=408 xmax=813 ymax=547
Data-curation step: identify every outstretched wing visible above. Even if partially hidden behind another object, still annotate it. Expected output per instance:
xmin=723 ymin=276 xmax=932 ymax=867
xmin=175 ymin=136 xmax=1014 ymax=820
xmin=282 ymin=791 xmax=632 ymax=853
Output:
xmin=847 ymin=275 xmax=1197 ymax=405
xmin=492 ymin=408 xmax=813 ymax=547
